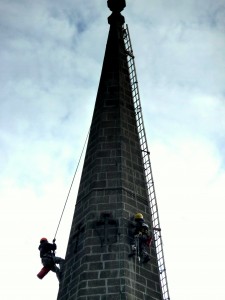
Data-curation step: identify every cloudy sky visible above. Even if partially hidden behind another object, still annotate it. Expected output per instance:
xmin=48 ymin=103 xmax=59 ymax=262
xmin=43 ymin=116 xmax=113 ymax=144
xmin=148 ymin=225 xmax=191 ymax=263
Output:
xmin=1 ymin=0 xmax=225 ymax=299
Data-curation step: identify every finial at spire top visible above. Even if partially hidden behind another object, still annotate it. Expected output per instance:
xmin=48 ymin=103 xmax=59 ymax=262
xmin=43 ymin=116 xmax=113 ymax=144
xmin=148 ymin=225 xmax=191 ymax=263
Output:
xmin=107 ymin=0 xmax=126 ymax=12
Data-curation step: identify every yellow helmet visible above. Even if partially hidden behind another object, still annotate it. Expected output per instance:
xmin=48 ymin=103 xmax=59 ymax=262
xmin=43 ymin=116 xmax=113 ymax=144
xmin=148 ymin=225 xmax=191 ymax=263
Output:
xmin=134 ymin=213 xmax=144 ymax=220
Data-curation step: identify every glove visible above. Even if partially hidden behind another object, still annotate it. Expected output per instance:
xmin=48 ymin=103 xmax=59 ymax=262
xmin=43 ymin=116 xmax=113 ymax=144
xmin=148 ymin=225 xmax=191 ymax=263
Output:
xmin=131 ymin=245 xmax=136 ymax=251
xmin=53 ymin=238 xmax=56 ymax=243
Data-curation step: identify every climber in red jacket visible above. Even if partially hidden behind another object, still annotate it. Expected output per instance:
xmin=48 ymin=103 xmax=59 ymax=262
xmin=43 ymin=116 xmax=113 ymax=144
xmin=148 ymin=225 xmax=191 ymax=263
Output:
xmin=38 ymin=237 xmax=64 ymax=281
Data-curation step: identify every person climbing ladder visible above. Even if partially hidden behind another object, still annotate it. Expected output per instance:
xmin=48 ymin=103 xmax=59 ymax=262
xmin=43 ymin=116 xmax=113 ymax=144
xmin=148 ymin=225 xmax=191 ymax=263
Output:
xmin=129 ymin=213 xmax=152 ymax=263
xmin=37 ymin=237 xmax=64 ymax=282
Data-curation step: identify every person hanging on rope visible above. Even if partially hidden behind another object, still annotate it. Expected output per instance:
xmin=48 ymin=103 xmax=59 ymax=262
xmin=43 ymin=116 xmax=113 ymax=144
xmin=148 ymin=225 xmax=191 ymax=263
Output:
xmin=129 ymin=213 xmax=152 ymax=263
xmin=38 ymin=237 xmax=64 ymax=281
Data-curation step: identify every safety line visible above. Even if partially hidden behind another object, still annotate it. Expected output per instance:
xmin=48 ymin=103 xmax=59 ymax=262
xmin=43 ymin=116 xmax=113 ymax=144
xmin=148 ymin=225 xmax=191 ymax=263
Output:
xmin=53 ymin=129 xmax=90 ymax=240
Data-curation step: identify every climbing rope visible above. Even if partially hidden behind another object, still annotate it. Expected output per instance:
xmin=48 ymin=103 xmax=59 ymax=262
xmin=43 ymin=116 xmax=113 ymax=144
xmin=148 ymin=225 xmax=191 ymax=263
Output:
xmin=53 ymin=129 xmax=90 ymax=240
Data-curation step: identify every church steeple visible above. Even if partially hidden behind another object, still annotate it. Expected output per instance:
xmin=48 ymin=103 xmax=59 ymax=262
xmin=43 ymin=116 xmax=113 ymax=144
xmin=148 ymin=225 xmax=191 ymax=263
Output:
xmin=57 ymin=1 xmax=169 ymax=299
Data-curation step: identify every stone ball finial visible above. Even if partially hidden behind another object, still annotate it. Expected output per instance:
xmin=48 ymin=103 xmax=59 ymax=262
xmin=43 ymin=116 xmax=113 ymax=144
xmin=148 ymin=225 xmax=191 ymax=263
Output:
xmin=107 ymin=0 xmax=126 ymax=12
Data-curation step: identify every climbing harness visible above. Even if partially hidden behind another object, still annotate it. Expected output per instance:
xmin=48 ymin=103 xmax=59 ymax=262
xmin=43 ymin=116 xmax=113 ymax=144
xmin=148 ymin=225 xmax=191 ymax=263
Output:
xmin=53 ymin=129 xmax=90 ymax=241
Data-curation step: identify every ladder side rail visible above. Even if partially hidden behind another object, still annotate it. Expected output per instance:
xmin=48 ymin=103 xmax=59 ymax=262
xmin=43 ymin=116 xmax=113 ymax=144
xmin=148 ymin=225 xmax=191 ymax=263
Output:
xmin=123 ymin=24 xmax=170 ymax=300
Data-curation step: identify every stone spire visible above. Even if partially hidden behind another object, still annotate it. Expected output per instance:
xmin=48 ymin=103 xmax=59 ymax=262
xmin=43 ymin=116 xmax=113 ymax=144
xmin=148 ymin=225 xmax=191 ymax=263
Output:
xmin=57 ymin=1 xmax=163 ymax=299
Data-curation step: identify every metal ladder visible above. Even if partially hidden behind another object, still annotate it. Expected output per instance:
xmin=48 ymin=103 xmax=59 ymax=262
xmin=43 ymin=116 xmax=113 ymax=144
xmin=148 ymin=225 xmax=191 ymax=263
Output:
xmin=123 ymin=24 xmax=170 ymax=300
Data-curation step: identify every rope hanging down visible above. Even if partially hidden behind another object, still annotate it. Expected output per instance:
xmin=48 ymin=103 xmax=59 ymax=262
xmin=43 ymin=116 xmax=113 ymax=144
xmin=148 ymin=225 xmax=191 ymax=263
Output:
xmin=53 ymin=129 xmax=90 ymax=240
